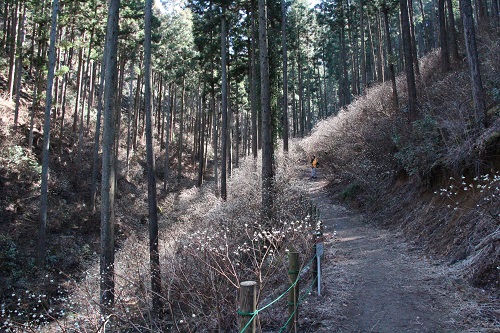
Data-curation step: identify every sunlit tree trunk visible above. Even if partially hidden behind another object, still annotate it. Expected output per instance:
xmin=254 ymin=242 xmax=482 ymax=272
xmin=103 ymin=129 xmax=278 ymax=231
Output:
xmin=100 ymin=0 xmax=120 ymax=314
xmin=177 ymin=77 xmax=185 ymax=185
xmin=13 ymin=5 xmax=26 ymax=129
xmin=221 ymin=8 xmax=228 ymax=201
xmin=144 ymin=0 xmax=163 ymax=318
xmin=37 ymin=0 xmax=59 ymax=268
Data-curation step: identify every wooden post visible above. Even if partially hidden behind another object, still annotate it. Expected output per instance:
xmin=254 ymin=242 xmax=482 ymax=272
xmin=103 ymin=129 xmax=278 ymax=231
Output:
xmin=239 ymin=280 xmax=257 ymax=333
xmin=288 ymin=250 xmax=299 ymax=332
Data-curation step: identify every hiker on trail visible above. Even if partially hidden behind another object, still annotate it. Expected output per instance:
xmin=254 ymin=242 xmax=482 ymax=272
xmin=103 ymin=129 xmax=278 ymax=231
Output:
xmin=311 ymin=155 xmax=319 ymax=179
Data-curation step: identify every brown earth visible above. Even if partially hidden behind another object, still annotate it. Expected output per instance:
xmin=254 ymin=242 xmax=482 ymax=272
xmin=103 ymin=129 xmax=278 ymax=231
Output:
xmin=299 ymin=178 xmax=499 ymax=333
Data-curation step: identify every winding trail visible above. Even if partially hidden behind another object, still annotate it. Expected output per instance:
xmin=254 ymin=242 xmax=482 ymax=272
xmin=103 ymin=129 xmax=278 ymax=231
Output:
xmin=299 ymin=179 xmax=482 ymax=332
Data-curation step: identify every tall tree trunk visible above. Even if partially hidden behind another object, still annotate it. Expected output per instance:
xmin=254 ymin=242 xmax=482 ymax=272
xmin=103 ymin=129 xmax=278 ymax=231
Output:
xmin=211 ymin=77 xmax=218 ymax=194
xmin=126 ymin=59 xmax=135 ymax=174
xmin=177 ymin=77 xmax=185 ymax=186
xmin=72 ymin=48 xmax=84 ymax=136
xmin=221 ymin=8 xmax=228 ymax=201
xmin=400 ymin=0 xmax=418 ymax=121
xmin=446 ymin=0 xmax=461 ymax=64
xmin=100 ymin=0 xmax=120 ymax=315
xmin=383 ymin=9 xmax=399 ymax=110
xmin=460 ymin=0 xmax=487 ymax=129
xmin=281 ymin=0 xmax=289 ymax=152
xmin=7 ymin=0 xmax=18 ymax=101
xmin=259 ymin=0 xmax=274 ymax=222
xmin=13 ymin=5 xmax=26 ymax=129
xmin=360 ymin=0 xmax=367 ymax=95
xmin=438 ymin=0 xmax=450 ymax=72
xmin=90 ymin=55 xmax=106 ymax=211
xmin=197 ymin=90 xmax=206 ymax=187
xmin=408 ymin=0 xmax=420 ymax=76
xmin=37 ymin=0 xmax=58 ymax=268
xmin=163 ymin=83 xmax=173 ymax=192
xmin=251 ymin=0 xmax=258 ymax=159
xmin=144 ymin=0 xmax=163 ymax=318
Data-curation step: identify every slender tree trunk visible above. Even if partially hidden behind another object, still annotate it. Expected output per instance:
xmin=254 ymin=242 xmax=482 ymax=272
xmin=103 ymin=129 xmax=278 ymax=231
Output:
xmin=72 ymin=48 xmax=84 ymax=136
xmin=8 ymin=0 xmax=18 ymax=101
xmin=281 ymin=0 xmax=289 ymax=152
xmin=37 ymin=0 xmax=58 ymax=268
xmin=383 ymin=9 xmax=399 ymax=110
xmin=400 ymin=0 xmax=418 ymax=121
xmin=409 ymin=0 xmax=420 ymax=76
xmin=251 ymin=0 xmax=258 ymax=159
xmin=13 ymin=5 xmax=26 ymax=129
xmin=144 ymin=0 xmax=163 ymax=318
xmin=259 ymin=0 xmax=274 ymax=222
xmin=100 ymin=0 xmax=120 ymax=314
xmin=446 ymin=0 xmax=461 ymax=64
xmin=438 ymin=0 xmax=451 ymax=72
xmin=197 ymin=90 xmax=206 ymax=187
xmin=163 ymin=83 xmax=172 ymax=192
xmin=460 ymin=0 xmax=487 ymax=129
xmin=210 ymin=64 xmax=218 ymax=194
xmin=90 ymin=55 xmax=106 ymax=211
xmin=360 ymin=0 xmax=367 ymax=95
xmin=221 ymin=8 xmax=228 ymax=201
xmin=177 ymin=77 xmax=185 ymax=186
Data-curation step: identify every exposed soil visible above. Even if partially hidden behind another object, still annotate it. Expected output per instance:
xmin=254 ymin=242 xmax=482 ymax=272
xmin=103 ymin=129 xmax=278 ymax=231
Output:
xmin=300 ymin=178 xmax=499 ymax=332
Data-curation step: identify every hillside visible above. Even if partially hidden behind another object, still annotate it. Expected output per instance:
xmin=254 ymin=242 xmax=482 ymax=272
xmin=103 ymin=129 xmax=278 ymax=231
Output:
xmin=300 ymin=33 xmax=500 ymax=291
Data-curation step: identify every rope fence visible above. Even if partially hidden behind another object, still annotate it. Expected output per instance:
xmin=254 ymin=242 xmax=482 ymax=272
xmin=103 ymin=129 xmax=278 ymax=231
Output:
xmin=239 ymin=204 xmax=324 ymax=333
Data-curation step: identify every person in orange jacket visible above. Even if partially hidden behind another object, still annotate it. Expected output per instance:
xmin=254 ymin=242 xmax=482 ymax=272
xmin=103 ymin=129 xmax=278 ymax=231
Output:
xmin=311 ymin=155 xmax=319 ymax=179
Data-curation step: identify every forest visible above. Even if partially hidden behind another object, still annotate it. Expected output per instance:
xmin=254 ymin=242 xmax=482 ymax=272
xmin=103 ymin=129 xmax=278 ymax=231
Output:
xmin=0 ymin=0 xmax=499 ymax=331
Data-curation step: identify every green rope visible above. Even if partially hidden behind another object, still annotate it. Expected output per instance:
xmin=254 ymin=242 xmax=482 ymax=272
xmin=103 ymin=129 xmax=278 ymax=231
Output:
xmin=239 ymin=253 xmax=319 ymax=333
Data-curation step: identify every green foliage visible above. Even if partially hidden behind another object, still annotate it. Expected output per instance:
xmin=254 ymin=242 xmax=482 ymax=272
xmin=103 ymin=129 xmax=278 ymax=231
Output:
xmin=393 ymin=115 xmax=442 ymax=177
xmin=1 ymin=146 xmax=42 ymax=181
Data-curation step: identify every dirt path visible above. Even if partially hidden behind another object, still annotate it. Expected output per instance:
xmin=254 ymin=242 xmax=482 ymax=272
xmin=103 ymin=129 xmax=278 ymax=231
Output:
xmin=300 ymin=179 xmax=486 ymax=332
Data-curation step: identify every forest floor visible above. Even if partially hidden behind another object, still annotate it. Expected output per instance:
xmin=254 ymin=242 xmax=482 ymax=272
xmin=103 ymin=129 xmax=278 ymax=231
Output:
xmin=298 ymin=174 xmax=499 ymax=332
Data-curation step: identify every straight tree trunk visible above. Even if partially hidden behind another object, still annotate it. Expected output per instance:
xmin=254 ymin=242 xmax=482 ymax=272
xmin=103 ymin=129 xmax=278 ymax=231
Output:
xmin=360 ymin=0 xmax=367 ymax=95
xmin=438 ymin=0 xmax=451 ymax=72
xmin=197 ymin=91 xmax=206 ymax=187
xmin=446 ymin=0 xmax=461 ymax=63
xmin=144 ymin=0 xmax=163 ymax=318
xmin=211 ymin=77 xmax=218 ymax=193
xmin=408 ymin=0 xmax=420 ymax=76
xmin=221 ymin=8 xmax=228 ymax=201
xmin=177 ymin=77 xmax=185 ymax=185
xmin=259 ymin=0 xmax=274 ymax=222
xmin=13 ymin=5 xmax=26 ymax=129
xmin=100 ymin=0 xmax=120 ymax=314
xmin=460 ymin=0 xmax=487 ymax=129
xmin=90 ymin=52 xmax=106 ymax=211
xmin=383 ymin=9 xmax=399 ymax=110
xmin=163 ymin=83 xmax=173 ymax=192
xmin=281 ymin=0 xmax=289 ymax=152
xmin=37 ymin=0 xmax=58 ymax=268
xmin=400 ymin=0 xmax=418 ymax=121
xmin=251 ymin=0 xmax=258 ymax=159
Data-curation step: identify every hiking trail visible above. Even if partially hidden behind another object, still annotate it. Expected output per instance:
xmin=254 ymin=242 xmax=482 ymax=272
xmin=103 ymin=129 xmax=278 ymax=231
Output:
xmin=299 ymin=178 xmax=492 ymax=332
